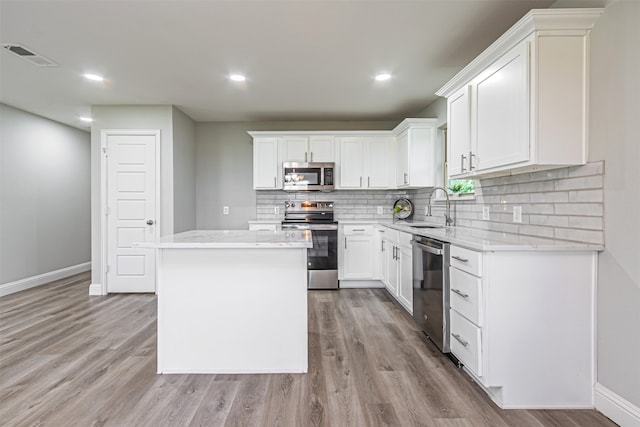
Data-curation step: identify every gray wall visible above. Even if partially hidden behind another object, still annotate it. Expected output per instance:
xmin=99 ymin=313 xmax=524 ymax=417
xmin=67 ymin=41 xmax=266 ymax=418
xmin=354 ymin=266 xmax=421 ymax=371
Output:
xmin=172 ymin=107 xmax=196 ymax=233
xmin=0 ymin=104 xmax=90 ymax=284
xmin=195 ymin=121 xmax=397 ymax=229
xmin=90 ymin=105 xmax=174 ymax=289
xmin=587 ymin=0 xmax=640 ymax=408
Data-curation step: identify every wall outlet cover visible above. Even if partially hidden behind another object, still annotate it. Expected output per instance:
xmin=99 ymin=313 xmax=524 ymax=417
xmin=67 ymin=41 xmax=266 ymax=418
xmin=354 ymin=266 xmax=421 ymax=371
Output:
xmin=274 ymin=206 xmax=279 ymax=215
xmin=377 ymin=206 xmax=383 ymax=215
xmin=482 ymin=206 xmax=490 ymax=220
xmin=223 ymin=206 xmax=229 ymax=215
xmin=513 ymin=206 xmax=522 ymax=223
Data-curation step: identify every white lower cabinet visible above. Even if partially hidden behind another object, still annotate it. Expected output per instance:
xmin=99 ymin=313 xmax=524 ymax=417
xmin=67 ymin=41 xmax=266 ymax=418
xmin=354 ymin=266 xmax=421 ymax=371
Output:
xmin=381 ymin=227 xmax=413 ymax=314
xmin=448 ymin=244 xmax=598 ymax=408
xmin=339 ymin=225 xmax=375 ymax=281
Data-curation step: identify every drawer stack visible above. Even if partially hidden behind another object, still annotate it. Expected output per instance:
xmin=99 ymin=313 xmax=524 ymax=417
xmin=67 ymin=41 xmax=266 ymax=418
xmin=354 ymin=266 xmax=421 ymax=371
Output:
xmin=449 ymin=245 xmax=483 ymax=377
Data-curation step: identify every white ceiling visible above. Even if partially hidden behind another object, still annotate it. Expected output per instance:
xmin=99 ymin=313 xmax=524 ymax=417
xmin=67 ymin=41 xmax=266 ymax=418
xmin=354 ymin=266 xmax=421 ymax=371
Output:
xmin=0 ymin=0 xmax=556 ymax=130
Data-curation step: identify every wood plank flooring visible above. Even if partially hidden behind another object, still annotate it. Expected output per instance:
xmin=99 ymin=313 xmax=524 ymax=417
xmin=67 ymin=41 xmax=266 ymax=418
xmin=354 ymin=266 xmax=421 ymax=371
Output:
xmin=0 ymin=272 xmax=617 ymax=426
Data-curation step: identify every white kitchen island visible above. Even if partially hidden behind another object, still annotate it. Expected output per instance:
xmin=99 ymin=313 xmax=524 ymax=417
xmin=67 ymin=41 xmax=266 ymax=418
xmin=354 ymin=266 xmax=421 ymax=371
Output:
xmin=135 ymin=229 xmax=312 ymax=374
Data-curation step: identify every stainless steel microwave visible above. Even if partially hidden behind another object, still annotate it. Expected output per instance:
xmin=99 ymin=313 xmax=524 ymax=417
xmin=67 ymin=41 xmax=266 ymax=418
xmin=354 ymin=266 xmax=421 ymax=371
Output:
xmin=283 ymin=162 xmax=335 ymax=192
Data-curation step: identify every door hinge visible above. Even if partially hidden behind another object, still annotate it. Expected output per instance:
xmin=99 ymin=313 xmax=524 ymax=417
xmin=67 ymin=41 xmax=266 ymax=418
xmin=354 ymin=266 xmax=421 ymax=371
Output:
xmin=105 ymin=265 xmax=110 ymax=274
xmin=105 ymin=207 xmax=110 ymax=216
xmin=102 ymin=147 xmax=108 ymax=155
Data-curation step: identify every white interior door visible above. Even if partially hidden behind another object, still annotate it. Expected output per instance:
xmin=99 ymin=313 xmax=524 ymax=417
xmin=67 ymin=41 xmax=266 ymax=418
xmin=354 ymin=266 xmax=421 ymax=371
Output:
xmin=106 ymin=131 xmax=159 ymax=293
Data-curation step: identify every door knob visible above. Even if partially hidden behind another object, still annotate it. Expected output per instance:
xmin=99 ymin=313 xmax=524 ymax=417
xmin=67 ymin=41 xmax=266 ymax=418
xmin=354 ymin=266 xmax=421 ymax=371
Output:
xmin=146 ymin=220 xmax=154 ymax=225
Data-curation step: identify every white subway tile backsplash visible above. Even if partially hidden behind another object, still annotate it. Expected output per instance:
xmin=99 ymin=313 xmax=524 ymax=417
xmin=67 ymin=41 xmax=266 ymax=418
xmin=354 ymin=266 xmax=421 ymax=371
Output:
xmin=256 ymin=162 xmax=605 ymax=245
xmin=554 ymin=203 xmax=603 ymax=216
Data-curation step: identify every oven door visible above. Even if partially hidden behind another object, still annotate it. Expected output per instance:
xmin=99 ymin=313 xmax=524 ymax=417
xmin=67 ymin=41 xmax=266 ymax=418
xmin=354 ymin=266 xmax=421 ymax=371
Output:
xmin=307 ymin=228 xmax=338 ymax=270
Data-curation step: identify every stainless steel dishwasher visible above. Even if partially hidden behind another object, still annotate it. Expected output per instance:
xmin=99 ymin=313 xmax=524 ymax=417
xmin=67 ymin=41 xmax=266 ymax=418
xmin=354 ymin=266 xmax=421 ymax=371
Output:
xmin=411 ymin=235 xmax=451 ymax=353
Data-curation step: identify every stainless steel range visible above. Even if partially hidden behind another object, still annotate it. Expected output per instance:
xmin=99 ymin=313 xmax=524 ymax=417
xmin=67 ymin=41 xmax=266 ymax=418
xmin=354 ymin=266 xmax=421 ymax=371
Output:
xmin=281 ymin=201 xmax=338 ymax=289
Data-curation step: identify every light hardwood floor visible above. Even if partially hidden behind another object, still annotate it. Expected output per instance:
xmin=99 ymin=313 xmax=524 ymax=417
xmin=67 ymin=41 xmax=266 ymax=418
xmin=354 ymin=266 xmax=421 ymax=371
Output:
xmin=0 ymin=272 xmax=616 ymax=426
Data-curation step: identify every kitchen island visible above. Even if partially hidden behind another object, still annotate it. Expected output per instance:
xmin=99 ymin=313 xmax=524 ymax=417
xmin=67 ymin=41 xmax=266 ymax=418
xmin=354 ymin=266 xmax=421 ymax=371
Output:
xmin=135 ymin=229 xmax=312 ymax=374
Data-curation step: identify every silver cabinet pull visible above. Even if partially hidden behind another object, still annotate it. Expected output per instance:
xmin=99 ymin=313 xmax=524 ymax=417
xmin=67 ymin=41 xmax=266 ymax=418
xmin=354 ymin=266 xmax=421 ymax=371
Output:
xmin=352 ymin=228 xmax=365 ymax=232
xmin=461 ymin=154 xmax=467 ymax=172
xmin=452 ymin=289 xmax=469 ymax=298
xmin=359 ymin=176 xmax=362 ymax=187
xmin=146 ymin=220 xmax=154 ymax=225
xmin=469 ymin=151 xmax=476 ymax=171
xmin=368 ymin=176 xmax=370 ymax=187
xmin=345 ymin=237 xmax=347 ymax=249
xmin=274 ymin=177 xmax=276 ymax=187
xmin=452 ymin=255 xmax=469 ymax=263
xmin=305 ymin=152 xmax=308 ymax=162
xmin=452 ymin=333 xmax=469 ymax=348
xmin=310 ymin=152 xmax=313 ymax=162
xmin=403 ymin=172 xmax=408 ymax=184
xmin=381 ymin=240 xmax=385 ymax=252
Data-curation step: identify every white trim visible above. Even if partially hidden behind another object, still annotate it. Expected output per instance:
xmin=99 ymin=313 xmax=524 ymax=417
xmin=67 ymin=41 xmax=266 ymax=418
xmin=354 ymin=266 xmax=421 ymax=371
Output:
xmin=595 ymin=383 xmax=640 ymax=427
xmin=0 ymin=262 xmax=91 ymax=297
xmin=88 ymin=283 xmax=104 ymax=296
xmin=100 ymin=129 xmax=161 ymax=295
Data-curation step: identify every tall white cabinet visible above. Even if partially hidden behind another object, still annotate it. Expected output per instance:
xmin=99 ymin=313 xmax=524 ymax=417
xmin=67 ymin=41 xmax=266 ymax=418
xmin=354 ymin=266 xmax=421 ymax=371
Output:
xmin=437 ymin=9 xmax=603 ymax=179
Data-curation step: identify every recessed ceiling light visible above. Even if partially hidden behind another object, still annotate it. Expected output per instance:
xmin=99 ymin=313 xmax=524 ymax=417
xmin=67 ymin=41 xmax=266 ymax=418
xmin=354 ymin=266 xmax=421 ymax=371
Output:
xmin=80 ymin=117 xmax=93 ymax=122
xmin=84 ymin=73 xmax=104 ymax=82
xmin=229 ymin=74 xmax=246 ymax=82
xmin=375 ymin=73 xmax=392 ymax=81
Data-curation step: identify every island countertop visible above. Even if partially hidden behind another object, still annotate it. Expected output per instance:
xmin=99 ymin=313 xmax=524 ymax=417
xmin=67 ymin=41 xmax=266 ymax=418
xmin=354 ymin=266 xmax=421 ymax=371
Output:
xmin=133 ymin=229 xmax=313 ymax=249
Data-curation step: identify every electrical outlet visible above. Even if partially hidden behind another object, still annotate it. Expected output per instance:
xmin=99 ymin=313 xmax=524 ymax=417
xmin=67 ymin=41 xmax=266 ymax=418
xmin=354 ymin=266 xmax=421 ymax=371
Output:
xmin=274 ymin=206 xmax=279 ymax=215
xmin=513 ymin=206 xmax=522 ymax=223
xmin=376 ymin=206 xmax=383 ymax=215
xmin=223 ymin=206 xmax=229 ymax=215
xmin=482 ymin=206 xmax=490 ymax=221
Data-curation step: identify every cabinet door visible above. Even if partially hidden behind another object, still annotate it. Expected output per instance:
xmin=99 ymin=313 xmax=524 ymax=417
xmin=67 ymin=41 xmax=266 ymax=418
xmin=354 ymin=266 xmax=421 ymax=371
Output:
xmin=253 ymin=138 xmax=280 ymax=189
xmin=397 ymin=245 xmax=413 ymax=313
xmin=473 ymin=41 xmax=530 ymax=171
xmin=395 ymin=130 xmax=409 ymax=187
xmin=309 ymin=136 xmax=334 ymax=163
xmin=339 ymin=137 xmax=365 ymax=188
xmin=283 ymin=136 xmax=309 ymax=163
xmin=448 ymin=86 xmax=471 ymax=177
xmin=343 ymin=235 xmax=374 ymax=279
xmin=366 ymin=137 xmax=390 ymax=189
xmin=385 ymin=244 xmax=399 ymax=296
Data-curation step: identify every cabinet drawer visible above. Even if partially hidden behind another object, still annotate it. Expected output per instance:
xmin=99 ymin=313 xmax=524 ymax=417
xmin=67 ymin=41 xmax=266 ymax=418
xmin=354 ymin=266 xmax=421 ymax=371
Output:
xmin=343 ymin=225 xmax=373 ymax=235
xmin=248 ymin=223 xmax=278 ymax=231
xmin=450 ymin=310 xmax=482 ymax=377
xmin=398 ymin=231 xmax=413 ymax=247
xmin=449 ymin=267 xmax=482 ymax=326
xmin=450 ymin=245 xmax=482 ymax=276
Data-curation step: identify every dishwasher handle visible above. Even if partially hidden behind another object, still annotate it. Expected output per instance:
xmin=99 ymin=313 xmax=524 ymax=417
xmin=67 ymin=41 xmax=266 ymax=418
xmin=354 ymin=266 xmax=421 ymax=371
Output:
xmin=410 ymin=239 xmax=443 ymax=256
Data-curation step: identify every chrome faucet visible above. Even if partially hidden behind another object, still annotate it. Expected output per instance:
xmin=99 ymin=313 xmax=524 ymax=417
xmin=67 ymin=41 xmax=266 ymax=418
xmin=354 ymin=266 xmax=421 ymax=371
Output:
xmin=427 ymin=187 xmax=454 ymax=226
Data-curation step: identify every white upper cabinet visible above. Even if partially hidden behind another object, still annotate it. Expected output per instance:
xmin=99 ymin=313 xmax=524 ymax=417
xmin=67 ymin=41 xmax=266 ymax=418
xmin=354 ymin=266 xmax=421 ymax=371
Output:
xmin=447 ymin=86 xmax=471 ymax=176
xmin=252 ymin=137 xmax=281 ymax=189
xmin=283 ymin=135 xmax=335 ymax=163
xmin=437 ymin=9 xmax=603 ymax=179
xmin=338 ymin=135 xmax=393 ymax=189
xmin=393 ymin=118 xmax=438 ymax=188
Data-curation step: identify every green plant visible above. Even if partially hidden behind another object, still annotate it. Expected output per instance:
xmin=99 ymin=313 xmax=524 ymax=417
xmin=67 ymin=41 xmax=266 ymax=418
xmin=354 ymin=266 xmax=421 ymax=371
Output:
xmin=448 ymin=179 xmax=475 ymax=194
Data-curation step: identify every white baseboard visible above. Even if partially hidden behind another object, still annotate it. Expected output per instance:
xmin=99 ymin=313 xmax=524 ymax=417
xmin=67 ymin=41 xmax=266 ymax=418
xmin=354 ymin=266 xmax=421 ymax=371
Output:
xmin=339 ymin=279 xmax=385 ymax=289
xmin=89 ymin=283 xmax=105 ymax=296
xmin=595 ymin=383 xmax=640 ymax=427
xmin=0 ymin=262 xmax=91 ymax=297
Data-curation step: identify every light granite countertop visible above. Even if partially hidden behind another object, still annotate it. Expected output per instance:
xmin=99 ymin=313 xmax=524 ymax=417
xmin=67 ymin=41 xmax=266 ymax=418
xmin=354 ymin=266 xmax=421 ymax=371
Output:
xmin=133 ymin=229 xmax=312 ymax=249
xmin=378 ymin=220 xmax=604 ymax=252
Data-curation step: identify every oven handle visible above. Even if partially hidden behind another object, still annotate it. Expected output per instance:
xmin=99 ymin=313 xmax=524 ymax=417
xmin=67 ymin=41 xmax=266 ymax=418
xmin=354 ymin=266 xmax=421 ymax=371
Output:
xmin=410 ymin=239 xmax=443 ymax=256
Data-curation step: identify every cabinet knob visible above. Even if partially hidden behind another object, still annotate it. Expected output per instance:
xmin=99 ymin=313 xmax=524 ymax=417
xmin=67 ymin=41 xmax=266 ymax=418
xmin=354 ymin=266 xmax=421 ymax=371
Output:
xmin=146 ymin=220 xmax=154 ymax=225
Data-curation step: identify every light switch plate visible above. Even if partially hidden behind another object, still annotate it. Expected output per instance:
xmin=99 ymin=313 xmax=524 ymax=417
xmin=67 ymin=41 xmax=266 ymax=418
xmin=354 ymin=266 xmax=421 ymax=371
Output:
xmin=482 ymin=206 xmax=490 ymax=220
xmin=377 ymin=206 xmax=383 ymax=215
xmin=223 ymin=206 xmax=229 ymax=215
xmin=513 ymin=206 xmax=522 ymax=223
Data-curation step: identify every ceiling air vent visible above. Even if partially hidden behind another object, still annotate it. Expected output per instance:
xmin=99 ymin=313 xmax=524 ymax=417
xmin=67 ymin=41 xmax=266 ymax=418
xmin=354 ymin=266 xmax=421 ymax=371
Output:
xmin=1 ymin=43 xmax=58 ymax=67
